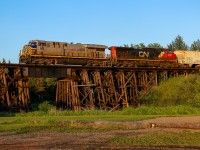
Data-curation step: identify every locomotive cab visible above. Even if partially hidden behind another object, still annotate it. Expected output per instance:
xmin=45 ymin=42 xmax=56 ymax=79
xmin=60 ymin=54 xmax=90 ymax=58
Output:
xmin=19 ymin=40 xmax=39 ymax=63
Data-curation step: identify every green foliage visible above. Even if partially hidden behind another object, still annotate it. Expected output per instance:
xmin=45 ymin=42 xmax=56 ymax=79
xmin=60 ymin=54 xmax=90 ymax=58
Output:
xmin=2 ymin=58 xmax=6 ymax=63
xmin=122 ymin=105 xmax=200 ymax=115
xmin=16 ymin=126 xmax=47 ymax=134
xmin=147 ymin=43 xmax=163 ymax=48
xmin=38 ymin=101 xmax=54 ymax=112
xmin=167 ymin=35 xmax=189 ymax=50
xmin=29 ymin=78 xmax=45 ymax=92
xmin=123 ymin=44 xmax=129 ymax=47
xmin=190 ymin=39 xmax=200 ymax=51
xmin=123 ymin=43 xmax=163 ymax=49
xmin=29 ymin=78 xmax=56 ymax=105
xmin=123 ymin=43 xmax=146 ymax=48
xmin=110 ymin=132 xmax=200 ymax=146
xmin=123 ymin=35 xmax=200 ymax=51
xmin=12 ymin=105 xmax=200 ymax=117
xmin=142 ymin=74 xmax=200 ymax=107
xmin=0 ymin=112 xmax=15 ymax=117
xmin=134 ymin=43 xmax=146 ymax=48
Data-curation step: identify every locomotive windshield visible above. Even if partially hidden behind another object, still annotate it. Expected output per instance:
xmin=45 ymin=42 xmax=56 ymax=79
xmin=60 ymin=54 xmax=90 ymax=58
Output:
xmin=28 ymin=42 xmax=37 ymax=48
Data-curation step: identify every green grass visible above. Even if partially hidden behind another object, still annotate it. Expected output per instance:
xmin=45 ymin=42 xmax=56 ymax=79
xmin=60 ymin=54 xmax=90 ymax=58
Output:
xmin=0 ymin=112 xmax=15 ymax=117
xmin=122 ymin=105 xmax=200 ymax=115
xmin=15 ymin=123 xmax=110 ymax=134
xmin=110 ymin=131 xmax=200 ymax=146
xmin=10 ymin=105 xmax=200 ymax=118
xmin=0 ymin=115 xmax=155 ymax=133
xmin=1 ymin=105 xmax=200 ymax=133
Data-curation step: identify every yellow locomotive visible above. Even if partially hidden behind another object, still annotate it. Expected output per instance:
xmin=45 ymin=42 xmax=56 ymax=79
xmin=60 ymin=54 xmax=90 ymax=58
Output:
xmin=19 ymin=40 xmax=108 ymax=66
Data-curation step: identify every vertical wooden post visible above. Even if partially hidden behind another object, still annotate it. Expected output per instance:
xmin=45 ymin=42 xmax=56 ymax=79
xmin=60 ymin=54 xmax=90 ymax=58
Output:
xmin=133 ymin=72 xmax=139 ymax=106
xmin=18 ymin=78 xmax=30 ymax=112
xmin=56 ymin=79 xmax=81 ymax=110
xmin=79 ymin=70 xmax=95 ymax=109
xmin=2 ymin=72 xmax=11 ymax=108
xmin=93 ymin=71 xmax=106 ymax=109
xmin=116 ymin=71 xmax=128 ymax=108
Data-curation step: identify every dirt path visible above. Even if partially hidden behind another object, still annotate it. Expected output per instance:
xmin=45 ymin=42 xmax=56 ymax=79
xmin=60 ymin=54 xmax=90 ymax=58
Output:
xmin=145 ymin=116 xmax=200 ymax=124
xmin=1 ymin=116 xmax=200 ymax=149
xmin=143 ymin=116 xmax=200 ymax=129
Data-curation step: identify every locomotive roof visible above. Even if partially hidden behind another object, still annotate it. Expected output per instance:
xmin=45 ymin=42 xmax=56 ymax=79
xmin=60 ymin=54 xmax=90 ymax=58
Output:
xmin=174 ymin=50 xmax=200 ymax=52
xmin=108 ymin=46 xmax=165 ymax=51
xmin=29 ymin=40 xmax=107 ymax=48
xmin=84 ymin=44 xmax=108 ymax=49
xmin=29 ymin=40 xmax=71 ymax=44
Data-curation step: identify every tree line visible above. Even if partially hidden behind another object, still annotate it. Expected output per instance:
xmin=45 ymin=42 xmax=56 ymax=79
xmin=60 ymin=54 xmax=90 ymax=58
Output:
xmin=124 ymin=35 xmax=200 ymax=51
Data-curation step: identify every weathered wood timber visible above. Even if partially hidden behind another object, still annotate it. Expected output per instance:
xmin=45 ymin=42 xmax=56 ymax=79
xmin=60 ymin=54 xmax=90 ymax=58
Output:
xmin=0 ymin=63 xmax=198 ymax=111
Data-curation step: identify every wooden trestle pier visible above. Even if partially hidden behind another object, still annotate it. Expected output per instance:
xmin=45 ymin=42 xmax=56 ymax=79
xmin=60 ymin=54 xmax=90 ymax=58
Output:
xmin=0 ymin=63 xmax=198 ymax=111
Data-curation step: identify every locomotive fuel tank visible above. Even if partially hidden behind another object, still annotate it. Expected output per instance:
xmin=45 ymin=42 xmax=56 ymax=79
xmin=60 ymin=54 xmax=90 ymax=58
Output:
xmin=56 ymin=58 xmax=87 ymax=65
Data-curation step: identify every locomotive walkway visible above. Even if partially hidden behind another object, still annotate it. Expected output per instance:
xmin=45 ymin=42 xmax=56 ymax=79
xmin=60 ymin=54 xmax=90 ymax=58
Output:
xmin=0 ymin=63 xmax=198 ymax=111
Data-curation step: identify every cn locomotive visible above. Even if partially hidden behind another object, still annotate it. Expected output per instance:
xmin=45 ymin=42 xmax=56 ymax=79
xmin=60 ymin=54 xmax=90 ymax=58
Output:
xmin=19 ymin=40 xmax=200 ymax=68
xmin=109 ymin=46 xmax=177 ymax=67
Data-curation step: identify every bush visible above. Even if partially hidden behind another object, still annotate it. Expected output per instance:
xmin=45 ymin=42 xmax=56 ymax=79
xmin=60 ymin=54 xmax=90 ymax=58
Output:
xmin=142 ymin=74 xmax=200 ymax=107
xmin=38 ymin=101 xmax=53 ymax=112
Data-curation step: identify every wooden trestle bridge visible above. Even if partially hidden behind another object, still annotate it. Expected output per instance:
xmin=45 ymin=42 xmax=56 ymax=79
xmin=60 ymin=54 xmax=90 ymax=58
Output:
xmin=0 ymin=63 xmax=198 ymax=111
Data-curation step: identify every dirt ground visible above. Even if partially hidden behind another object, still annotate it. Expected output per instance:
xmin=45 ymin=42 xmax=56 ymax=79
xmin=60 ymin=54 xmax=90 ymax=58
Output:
xmin=1 ymin=116 xmax=200 ymax=150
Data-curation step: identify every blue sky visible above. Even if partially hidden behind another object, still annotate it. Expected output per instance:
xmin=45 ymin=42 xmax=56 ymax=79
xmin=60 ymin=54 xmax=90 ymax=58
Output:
xmin=0 ymin=0 xmax=200 ymax=63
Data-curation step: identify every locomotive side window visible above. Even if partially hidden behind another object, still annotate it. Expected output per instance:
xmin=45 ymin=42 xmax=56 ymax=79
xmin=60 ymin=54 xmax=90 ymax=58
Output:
xmin=64 ymin=44 xmax=68 ymax=48
xmin=56 ymin=42 xmax=60 ymax=48
xmin=46 ymin=43 xmax=51 ymax=47
xmin=97 ymin=52 xmax=99 ymax=58
xmin=39 ymin=43 xmax=46 ymax=47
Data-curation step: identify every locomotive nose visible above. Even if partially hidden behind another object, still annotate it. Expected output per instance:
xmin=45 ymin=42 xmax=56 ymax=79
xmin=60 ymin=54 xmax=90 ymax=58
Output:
xmin=23 ymin=45 xmax=32 ymax=56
